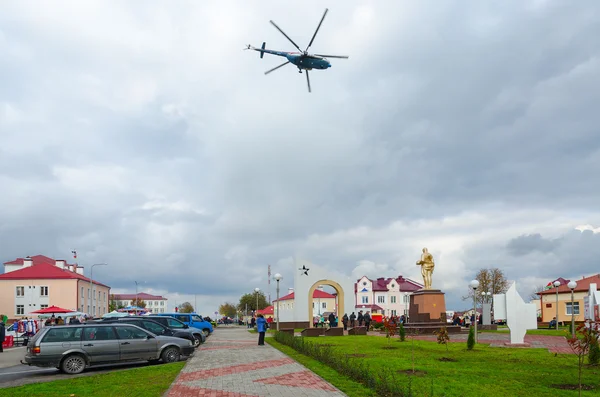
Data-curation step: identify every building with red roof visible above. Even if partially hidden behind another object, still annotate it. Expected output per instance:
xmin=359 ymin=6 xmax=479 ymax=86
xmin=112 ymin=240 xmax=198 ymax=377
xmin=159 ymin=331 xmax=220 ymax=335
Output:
xmin=0 ymin=255 xmax=111 ymax=320
xmin=273 ymin=288 xmax=338 ymax=317
xmin=111 ymin=292 xmax=168 ymax=314
xmin=355 ymin=275 xmax=423 ymax=317
xmin=536 ymin=274 xmax=600 ymax=323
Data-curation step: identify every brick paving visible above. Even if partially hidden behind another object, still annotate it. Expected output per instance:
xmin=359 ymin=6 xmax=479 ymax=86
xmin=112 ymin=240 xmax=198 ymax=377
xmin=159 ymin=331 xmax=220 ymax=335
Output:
xmin=165 ymin=328 xmax=346 ymax=397
xmin=406 ymin=331 xmax=574 ymax=354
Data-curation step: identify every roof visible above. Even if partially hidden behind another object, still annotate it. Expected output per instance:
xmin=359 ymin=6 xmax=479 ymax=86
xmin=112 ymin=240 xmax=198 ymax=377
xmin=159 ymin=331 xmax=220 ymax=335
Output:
xmin=274 ymin=289 xmax=336 ymax=302
xmin=257 ymin=306 xmax=274 ymax=315
xmin=537 ymin=274 xmax=600 ymax=295
xmin=355 ymin=275 xmax=423 ymax=293
xmin=355 ymin=304 xmax=384 ymax=311
xmin=111 ymin=292 xmax=167 ymax=300
xmin=0 ymin=254 xmax=110 ymax=288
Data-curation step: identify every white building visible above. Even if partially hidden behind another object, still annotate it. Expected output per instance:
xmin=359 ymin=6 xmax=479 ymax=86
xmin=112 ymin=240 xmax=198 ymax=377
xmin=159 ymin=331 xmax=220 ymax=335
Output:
xmin=355 ymin=275 xmax=422 ymax=317
xmin=111 ymin=292 xmax=168 ymax=313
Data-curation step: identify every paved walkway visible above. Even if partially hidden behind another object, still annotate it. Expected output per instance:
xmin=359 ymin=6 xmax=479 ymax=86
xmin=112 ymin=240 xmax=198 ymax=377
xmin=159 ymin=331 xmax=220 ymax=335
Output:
xmin=165 ymin=327 xmax=346 ymax=397
xmin=408 ymin=332 xmax=573 ymax=354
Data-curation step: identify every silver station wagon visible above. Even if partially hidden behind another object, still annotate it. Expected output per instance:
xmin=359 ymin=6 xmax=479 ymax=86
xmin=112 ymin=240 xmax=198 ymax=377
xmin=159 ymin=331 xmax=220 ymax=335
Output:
xmin=22 ymin=323 xmax=194 ymax=374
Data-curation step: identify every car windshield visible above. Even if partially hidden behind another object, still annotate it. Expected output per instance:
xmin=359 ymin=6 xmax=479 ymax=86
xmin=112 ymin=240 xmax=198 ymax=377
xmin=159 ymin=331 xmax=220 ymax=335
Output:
xmin=192 ymin=315 xmax=203 ymax=322
xmin=166 ymin=318 xmax=185 ymax=328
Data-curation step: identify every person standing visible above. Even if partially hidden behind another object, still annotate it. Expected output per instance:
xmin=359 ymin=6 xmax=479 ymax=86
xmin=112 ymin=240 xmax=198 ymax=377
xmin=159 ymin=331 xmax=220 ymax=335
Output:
xmin=0 ymin=314 xmax=6 ymax=352
xmin=256 ymin=314 xmax=267 ymax=346
xmin=364 ymin=311 xmax=372 ymax=332
xmin=350 ymin=312 xmax=356 ymax=328
xmin=357 ymin=311 xmax=364 ymax=327
xmin=342 ymin=313 xmax=349 ymax=330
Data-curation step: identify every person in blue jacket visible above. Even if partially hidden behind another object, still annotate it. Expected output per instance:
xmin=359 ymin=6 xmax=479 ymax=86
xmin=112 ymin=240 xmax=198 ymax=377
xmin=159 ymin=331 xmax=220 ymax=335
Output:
xmin=256 ymin=314 xmax=267 ymax=346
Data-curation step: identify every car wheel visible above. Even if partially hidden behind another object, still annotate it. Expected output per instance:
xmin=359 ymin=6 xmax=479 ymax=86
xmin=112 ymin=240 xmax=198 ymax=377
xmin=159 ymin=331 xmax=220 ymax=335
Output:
xmin=193 ymin=335 xmax=202 ymax=347
xmin=61 ymin=354 xmax=86 ymax=375
xmin=202 ymin=329 xmax=210 ymax=337
xmin=161 ymin=346 xmax=180 ymax=363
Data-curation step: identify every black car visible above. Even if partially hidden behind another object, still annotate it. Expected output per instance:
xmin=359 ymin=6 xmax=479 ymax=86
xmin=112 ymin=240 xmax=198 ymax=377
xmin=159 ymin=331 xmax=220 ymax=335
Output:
xmin=141 ymin=316 xmax=206 ymax=345
xmin=99 ymin=318 xmax=198 ymax=347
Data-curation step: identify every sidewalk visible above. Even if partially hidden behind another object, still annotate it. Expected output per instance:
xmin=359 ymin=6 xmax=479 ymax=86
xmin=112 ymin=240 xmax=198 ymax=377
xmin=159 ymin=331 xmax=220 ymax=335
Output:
xmin=165 ymin=327 xmax=346 ymax=397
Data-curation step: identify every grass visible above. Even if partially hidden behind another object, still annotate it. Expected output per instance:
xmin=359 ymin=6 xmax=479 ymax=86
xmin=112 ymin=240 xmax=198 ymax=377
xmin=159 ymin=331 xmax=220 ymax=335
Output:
xmin=481 ymin=327 xmax=572 ymax=336
xmin=0 ymin=362 xmax=185 ymax=397
xmin=266 ymin=338 xmax=376 ymax=397
xmin=283 ymin=335 xmax=600 ymax=397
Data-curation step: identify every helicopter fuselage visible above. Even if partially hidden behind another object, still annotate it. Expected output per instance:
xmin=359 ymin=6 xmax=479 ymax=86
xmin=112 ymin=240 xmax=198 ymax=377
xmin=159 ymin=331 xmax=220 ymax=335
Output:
xmin=250 ymin=47 xmax=331 ymax=71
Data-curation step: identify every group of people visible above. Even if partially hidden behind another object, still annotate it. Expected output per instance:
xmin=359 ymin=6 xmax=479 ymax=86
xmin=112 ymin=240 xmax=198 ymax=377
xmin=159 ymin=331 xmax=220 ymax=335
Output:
xmin=341 ymin=310 xmax=372 ymax=330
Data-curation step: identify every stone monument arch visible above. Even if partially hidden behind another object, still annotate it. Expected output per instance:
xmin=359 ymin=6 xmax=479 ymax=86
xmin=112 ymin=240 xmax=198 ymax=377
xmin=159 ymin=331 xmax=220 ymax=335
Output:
xmin=276 ymin=257 xmax=355 ymax=329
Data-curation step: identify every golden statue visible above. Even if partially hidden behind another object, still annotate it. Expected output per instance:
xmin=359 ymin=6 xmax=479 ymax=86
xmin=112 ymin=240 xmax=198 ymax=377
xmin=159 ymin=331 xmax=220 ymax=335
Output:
xmin=416 ymin=247 xmax=435 ymax=289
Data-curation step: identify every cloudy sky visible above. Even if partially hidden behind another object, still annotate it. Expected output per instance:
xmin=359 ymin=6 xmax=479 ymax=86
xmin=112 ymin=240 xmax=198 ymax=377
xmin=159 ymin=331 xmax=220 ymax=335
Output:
xmin=1 ymin=0 xmax=599 ymax=314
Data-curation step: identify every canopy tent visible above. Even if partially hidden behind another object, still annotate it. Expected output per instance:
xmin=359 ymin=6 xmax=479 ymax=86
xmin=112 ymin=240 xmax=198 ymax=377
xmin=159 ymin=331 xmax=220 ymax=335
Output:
xmin=36 ymin=311 xmax=87 ymax=319
xmin=102 ymin=311 xmax=130 ymax=318
xmin=29 ymin=305 xmax=73 ymax=315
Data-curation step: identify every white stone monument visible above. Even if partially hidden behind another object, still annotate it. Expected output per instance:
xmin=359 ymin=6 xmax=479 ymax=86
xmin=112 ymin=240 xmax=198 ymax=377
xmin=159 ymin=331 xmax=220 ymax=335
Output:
xmin=277 ymin=257 xmax=355 ymax=329
xmin=493 ymin=281 xmax=537 ymax=345
xmin=585 ymin=283 xmax=599 ymax=321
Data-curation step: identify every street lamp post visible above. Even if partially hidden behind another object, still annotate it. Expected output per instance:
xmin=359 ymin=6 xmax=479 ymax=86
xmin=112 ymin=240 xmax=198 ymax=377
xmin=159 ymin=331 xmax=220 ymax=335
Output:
xmin=568 ymin=280 xmax=578 ymax=338
xmin=254 ymin=288 xmax=260 ymax=316
xmin=404 ymin=292 xmax=409 ymax=321
xmin=470 ymin=280 xmax=480 ymax=343
xmin=553 ymin=280 xmax=561 ymax=330
xmin=274 ymin=273 xmax=282 ymax=331
xmin=90 ymin=263 xmax=107 ymax=317
xmin=135 ymin=281 xmax=139 ymax=316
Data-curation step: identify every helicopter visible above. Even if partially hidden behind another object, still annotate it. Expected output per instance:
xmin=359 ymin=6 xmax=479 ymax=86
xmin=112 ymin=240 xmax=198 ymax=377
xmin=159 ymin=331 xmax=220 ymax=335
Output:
xmin=245 ymin=8 xmax=349 ymax=92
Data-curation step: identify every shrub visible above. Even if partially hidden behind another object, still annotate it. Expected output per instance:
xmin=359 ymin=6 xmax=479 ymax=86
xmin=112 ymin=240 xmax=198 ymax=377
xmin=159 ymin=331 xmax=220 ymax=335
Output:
xmin=589 ymin=337 xmax=600 ymax=366
xmin=566 ymin=321 xmax=600 ymax=394
xmin=467 ymin=326 xmax=475 ymax=350
xmin=398 ymin=322 xmax=406 ymax=342
xmin=435 ymin=326 xmax=450 ymax=353
xmin=372 ymin=322 xmax=384 ymax=330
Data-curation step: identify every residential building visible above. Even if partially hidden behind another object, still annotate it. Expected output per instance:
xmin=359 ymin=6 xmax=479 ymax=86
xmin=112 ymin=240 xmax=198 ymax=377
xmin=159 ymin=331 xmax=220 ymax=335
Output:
xmin=0 ymin=255 xmax=111 ymax=319
xmin=537 ymin=274 xmax=600 ymax=323
xmin=355 ymin=275 xmax=423 ymax=316
xmin=273 ymin=287 xmax=337 ymax=319
xmin=111 ymin=292 xmax=168 ymax=313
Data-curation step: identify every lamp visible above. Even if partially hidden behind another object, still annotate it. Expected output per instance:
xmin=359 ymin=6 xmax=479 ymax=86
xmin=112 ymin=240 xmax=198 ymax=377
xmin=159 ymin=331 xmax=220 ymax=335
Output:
xmin=254 ymin=288 xmax=260 ymax=315
xmin=470 ymin=279 xmax=479 ymax=343
xmin=568 ymin=280 xmax=577 ymax=337
xmin=553 ymin=280 xmax=561 ymax=330
xmin=274 ymin=273 xmax=282 ymax=331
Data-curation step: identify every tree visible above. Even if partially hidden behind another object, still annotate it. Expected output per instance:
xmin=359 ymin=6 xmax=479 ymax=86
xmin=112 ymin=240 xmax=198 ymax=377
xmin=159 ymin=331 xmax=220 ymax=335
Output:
xmin=219 ymin=302 xmax=238 ymax=318
xmin=109 ymin=294 xmax=118 ymax=312
xmin=462 ymin=268 xmax=510 ymax=304
xmin=178 ymin=302 xmax=194 ymax=313
xmin=528 ymin=285 xmax=545 ymax=302
xmin=237 ymin=291 xmax=269 ymax=313
xmin=130 ymin=298 xmax=146 ymax=308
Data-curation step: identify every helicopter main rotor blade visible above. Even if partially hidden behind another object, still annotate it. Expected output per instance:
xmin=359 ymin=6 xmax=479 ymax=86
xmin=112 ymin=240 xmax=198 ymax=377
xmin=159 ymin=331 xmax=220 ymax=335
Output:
xmin=314 ymin=54 xmax=349 ymax=59
xmin=305 ymin=8 xmax=328 ymax=52
xmin=269 ymin=20 xmax=302 ymax=53
xmin=264 ymin=61 xmax=290 ymax=75
xmin=306 ymin=70 xmax=311 ymax=93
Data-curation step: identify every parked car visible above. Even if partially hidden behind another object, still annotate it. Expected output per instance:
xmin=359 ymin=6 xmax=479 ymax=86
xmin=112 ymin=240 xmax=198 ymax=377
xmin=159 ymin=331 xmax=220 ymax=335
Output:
xmin=142 ymin=316 xmax=206 ymax=345
xmin=21 ymin=323 xmax=194 ymax=374
xmin=98 ymin=317 xmax=203 ymax=347
xmin=156 ymin=313 xmax=213 ymax=337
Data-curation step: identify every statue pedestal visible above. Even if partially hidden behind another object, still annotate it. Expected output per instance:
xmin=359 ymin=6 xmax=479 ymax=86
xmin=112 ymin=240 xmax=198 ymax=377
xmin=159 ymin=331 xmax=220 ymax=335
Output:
xmin=405 ymin=289 xmax=461 ymax=334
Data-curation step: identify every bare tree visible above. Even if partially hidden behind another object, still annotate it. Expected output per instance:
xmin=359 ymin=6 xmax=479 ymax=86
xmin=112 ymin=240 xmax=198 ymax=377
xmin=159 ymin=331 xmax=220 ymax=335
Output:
xmin=462 ymin=268 xmax=510 ymax=304
xmin=528 ymin=285 xmax=545 ymax=302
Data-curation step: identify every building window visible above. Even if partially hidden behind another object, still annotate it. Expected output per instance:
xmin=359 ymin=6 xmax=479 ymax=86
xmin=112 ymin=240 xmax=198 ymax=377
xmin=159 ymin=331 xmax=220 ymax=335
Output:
xmin=566 ymin=302 xmax=580 ymax=315
xmin=155 ymin=301 xmax=159 ymax=306
xmin=403 ymin=295 xmax=410 ymax=303
xmin=160 ymin=301 xmax=164 ymax=306
xmin=40 ymin=286 xmax=49 ymax=296
xmin=312 ymin=302 xmax=315 ymax=308
xmin=40 ymin=304 xmax=49 ymax=309
xmin=377 ymin=296 xmax=385 ymax=304
xmin=16 ymin=286 xmax=25 ymax=297
xmin=16 ymin=305 xmax=25 ymax=315
xmin=391 ymin=309 xmax=397 ymax=316
xmin=321 ymin=302 xmax=326 ymax=309
xmin=361 ymin=296 xmax=369 ymax=304
xmin=391 ymin=296 xmax=397 ymax=304
xmin=81 ymin=287 xmax=84 ymax=300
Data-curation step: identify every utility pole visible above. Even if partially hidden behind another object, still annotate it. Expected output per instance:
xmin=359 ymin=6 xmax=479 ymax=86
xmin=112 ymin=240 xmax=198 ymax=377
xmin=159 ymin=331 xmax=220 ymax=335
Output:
xmin=268 ymin=265 xmax=271 ymax=304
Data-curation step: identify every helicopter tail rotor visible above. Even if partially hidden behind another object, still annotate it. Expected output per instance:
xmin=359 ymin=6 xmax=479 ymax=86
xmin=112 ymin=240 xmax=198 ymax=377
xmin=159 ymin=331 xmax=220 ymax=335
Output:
xmin=260 ymin=42 xmax=266 ymax=58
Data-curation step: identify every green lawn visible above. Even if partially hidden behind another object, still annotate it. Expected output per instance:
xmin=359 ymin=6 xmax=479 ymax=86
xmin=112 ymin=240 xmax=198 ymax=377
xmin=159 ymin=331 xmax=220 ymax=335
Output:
xmin=0 ymin=362 xmax=185 ymax=397
xmin=481 ymin=327 xmax=572 ymax=336
xmin=274 ymin=335 xmax=599 ymax=397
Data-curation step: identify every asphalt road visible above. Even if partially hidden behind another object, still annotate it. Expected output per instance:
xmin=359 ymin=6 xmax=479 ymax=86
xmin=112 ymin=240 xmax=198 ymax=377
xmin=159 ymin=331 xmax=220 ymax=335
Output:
xmin=0 ymin=347 xmax=165 ymax=388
